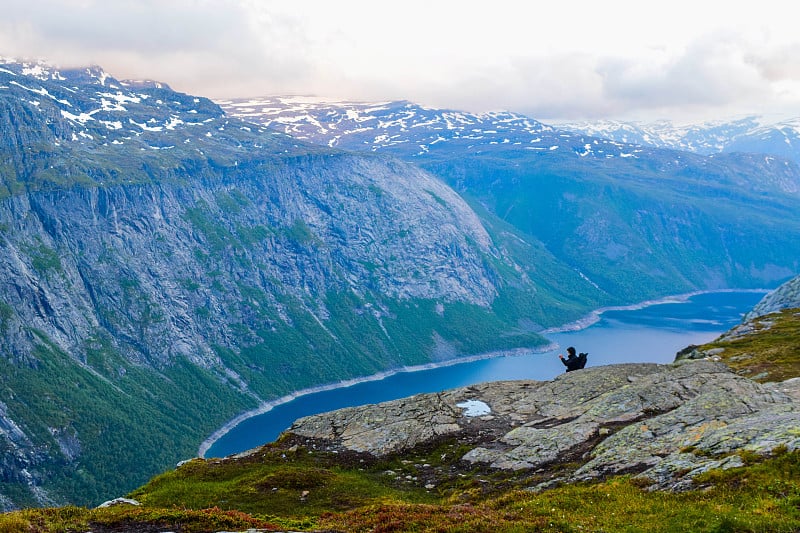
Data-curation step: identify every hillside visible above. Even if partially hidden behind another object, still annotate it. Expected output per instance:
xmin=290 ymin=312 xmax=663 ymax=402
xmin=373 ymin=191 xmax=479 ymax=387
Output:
xmin=2 ymin=296 xmax=798 ymax=532
xmin=0 ymin=59 xmax=606 ymax=509
xmin=220 ymin=98 xmax=800 ymax=301
xmin=679 ymin=273 xmax=800 ymax=382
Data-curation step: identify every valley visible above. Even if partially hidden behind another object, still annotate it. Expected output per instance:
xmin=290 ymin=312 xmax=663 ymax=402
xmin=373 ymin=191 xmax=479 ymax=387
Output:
xmin=0 ymin=58 xmax=798 ymax=516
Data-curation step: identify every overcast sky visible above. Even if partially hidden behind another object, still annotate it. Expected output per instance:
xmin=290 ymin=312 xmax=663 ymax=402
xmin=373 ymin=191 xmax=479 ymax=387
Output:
xmin=3 ymin=0 xmax=800 ymax=122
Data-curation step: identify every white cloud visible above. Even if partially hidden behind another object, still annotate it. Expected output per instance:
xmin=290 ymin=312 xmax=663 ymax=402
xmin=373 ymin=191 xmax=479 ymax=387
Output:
xmin=2 ymin=0 xmax=800 ymax=121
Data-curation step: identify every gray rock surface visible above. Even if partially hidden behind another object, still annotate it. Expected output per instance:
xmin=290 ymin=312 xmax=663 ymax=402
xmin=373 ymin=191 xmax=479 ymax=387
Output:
xmin=286 ymin=360 xmax=799 ymax=490
xmin=745 ymin=275 xmax=800 ymax=320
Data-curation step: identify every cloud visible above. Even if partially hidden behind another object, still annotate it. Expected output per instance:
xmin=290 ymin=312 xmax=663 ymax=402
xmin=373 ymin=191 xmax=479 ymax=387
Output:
xmin=3 ymin=0 xmax=243 ymax=56
xmin=597 ymin=34 xmax=768 ymax=117
xmin=746 ymin=43 xmax=800 ymax=82
xmin=0 ymin=0 xmax=311 ymax=95
xmin=3 ymin=0 xmax=800 ymax=120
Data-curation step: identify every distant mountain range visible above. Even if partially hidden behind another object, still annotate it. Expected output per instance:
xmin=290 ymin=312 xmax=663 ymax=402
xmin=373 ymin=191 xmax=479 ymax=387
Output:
xmin=219 ymin=96 xmax=800 ymax=165
xmin=558 ymin=116 xmax=800 ymax=164
xmin=220 ymin=96 xmax=800 ymax=299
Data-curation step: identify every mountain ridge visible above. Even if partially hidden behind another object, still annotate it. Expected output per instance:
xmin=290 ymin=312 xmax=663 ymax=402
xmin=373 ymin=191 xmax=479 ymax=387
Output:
xmin=1 ymin=58 xmax=604 ymax=509
xmin=558 ymin=115 xmax=800 ymax=164
xmin=219 ymin=95 xmax=800 ymax=302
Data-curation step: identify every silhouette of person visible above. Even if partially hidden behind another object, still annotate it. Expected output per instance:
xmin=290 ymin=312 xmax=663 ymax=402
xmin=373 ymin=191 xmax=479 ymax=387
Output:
xmin=559 ymin=346 xmax=586 ymax=372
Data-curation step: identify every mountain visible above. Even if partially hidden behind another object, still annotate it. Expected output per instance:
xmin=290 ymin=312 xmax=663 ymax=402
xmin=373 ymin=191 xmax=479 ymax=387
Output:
xmin=0 ymin=59 xmax=606 ymax=509
xmin=219 ymin=97 xmax=800 ymax=300
xmin=558 ymin=115 xmax=800 ymax=164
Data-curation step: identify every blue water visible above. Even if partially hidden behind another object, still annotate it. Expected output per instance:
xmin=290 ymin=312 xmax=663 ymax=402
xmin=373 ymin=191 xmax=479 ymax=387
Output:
xmin=204 ymin=290 xmax=765 ymax=458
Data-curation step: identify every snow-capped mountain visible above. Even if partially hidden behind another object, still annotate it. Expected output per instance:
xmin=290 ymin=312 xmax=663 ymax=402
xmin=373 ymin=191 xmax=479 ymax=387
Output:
xmin=558 ymin=116 xmax=800 ymax=164
xmin=217 ymin=96 xmax=649 ymax=160
xmin=229 ymin=91 xmax=800 ymax=167
xmin=218 ymin=96 xmax=800 ymax=199
xmin=0 ymin=57 xmax=283 ymax=154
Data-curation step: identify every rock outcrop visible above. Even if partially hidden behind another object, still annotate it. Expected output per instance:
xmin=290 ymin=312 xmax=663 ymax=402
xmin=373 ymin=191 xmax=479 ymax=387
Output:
xmin=745 ymin=274 xmax=800 ymax=320
xmin=286 ymin=360 xmax=800 ymax=491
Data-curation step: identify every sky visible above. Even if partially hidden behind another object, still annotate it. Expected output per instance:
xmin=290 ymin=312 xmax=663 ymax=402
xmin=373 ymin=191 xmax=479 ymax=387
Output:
xmin=2 ymin=0 xmax=800 ymax=123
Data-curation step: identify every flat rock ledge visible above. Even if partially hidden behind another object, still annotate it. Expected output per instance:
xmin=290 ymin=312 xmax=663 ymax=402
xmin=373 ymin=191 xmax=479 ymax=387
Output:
xmin=286 ymin=360 xmax=800 ymax=491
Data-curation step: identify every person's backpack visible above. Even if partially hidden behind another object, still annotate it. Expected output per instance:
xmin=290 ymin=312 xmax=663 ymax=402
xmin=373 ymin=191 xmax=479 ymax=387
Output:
xmin=577 ymin=352 xmax=588 ymax=369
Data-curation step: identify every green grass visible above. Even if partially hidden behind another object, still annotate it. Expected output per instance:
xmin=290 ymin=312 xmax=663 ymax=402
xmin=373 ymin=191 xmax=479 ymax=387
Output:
xmin=319 ymin=451 xmax=800 ymax=532
xmin=1 ymin=504 xmax=283 ymax=533
xmin=6 ymin=448 xmax=798 ymax=532
xmin=694 ymin=308 xmax=800 ymax=382
xmin=129 ymin=446 xmax=439 ymax=518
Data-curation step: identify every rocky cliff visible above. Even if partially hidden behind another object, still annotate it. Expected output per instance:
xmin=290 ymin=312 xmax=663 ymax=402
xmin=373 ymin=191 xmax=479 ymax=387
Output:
xmin=286 ymin=359 xmax=799 ymax=492
xmin=0 ymin=59 xmax=606 ymax=509
xmin=745 ymin=274 xmax=800 ymax=320
xmin=221 ymin=98 xmax=800 ymax=300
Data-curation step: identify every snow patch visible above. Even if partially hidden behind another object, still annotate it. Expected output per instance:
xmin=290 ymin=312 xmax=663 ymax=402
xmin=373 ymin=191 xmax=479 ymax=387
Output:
xmin=61 ymin=109 xmax=94 ymax=124
xmin=456 ymin=400 xmax=491 ymax=417
xmin=101 ymin=120 xmax=123 ymax=130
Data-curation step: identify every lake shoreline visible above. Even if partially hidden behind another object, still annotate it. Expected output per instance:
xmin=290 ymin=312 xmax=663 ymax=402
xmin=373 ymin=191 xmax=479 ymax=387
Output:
xmin=198 ymin=342 xmax=557 ymax=458
xmin=198 ymin=288 xmax=768 ymax=458
xmin=543 ymin=288 xmax=768 ymax=334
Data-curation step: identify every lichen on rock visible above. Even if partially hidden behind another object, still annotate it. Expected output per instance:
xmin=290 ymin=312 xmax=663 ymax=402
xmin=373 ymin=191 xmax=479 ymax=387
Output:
xmin=285 ymin=360 xmax=799 ymax=491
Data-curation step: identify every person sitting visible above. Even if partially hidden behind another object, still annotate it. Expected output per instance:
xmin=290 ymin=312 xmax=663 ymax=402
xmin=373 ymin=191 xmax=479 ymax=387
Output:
xmin=559 ymin=346 xmax=588 ymax=372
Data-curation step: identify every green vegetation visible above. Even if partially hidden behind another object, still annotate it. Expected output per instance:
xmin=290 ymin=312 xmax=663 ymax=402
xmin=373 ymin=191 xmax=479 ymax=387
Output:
xmin=320 ymin=450 xmax=800 ymax=532
xmin=0 ymin=331 xmax=255 ymax=507
xmin=214 ymin=190 xmax=244 ymax=215
xmin=0 ymin=300 xmax=13 ymax=334
xmin=24 ymin=241 xmax=63 ymax=275
xmin=0 ymin=504 xmax=281 ymax=533
xmin=284 ymin=219 xmax=322 ymax=246
xmin=424 ymin=189 xmax=448 ymax=208
xmin=182 ymin=201 xmax=239 ymax=254
xmin=694 ymin=308 xmax=800 ymax=382
xmin=4 ymin=446 xmax=798 ymax=532
xmin=130 ymin=447 xmax=439 ymax=517
xmin=235 ymin=223 xmax=274 ymax=245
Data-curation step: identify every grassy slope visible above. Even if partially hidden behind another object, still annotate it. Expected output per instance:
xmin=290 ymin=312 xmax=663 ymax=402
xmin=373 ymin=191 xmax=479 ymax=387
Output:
xmin=3 ymin=311 xmax=798 ymax=532
xmin=690 ymin=308 xmax=800 ymax=383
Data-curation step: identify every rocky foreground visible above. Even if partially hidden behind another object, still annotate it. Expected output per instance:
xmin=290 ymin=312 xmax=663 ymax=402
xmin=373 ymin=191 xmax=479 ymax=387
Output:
xmin=286 ymin=359 xmax=800 ymax=492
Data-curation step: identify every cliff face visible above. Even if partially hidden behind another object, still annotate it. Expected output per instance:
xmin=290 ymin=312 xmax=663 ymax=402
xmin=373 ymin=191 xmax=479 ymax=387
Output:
xmin=745 ymin=274 xmax=800 ymax=320
xmin=0 ymin=155 xmax=500 ymax=368
xmin=221 ymin=98 xmax=800 ymax=300
xmin=286 ymin=360 xmax=800 ymax=492
xmin=0 ymin=59 xmax=607 ymax=509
